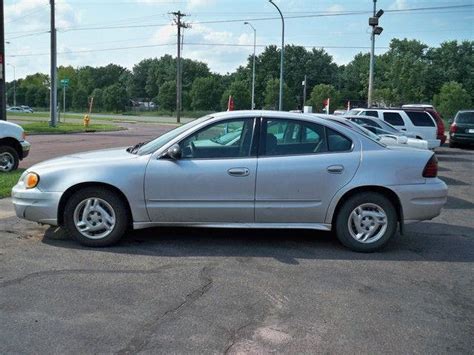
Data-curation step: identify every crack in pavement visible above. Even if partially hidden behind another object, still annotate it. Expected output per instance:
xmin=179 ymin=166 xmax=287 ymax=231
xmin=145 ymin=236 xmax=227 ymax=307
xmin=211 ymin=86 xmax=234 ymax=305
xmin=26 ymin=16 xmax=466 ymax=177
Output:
xmin=0 ymin=264 xmax=180 ymax=288
xmin=116 ymin=265 xmax=216 ymax=355
xmin=223 ymin=322 xmax=254 ymax=355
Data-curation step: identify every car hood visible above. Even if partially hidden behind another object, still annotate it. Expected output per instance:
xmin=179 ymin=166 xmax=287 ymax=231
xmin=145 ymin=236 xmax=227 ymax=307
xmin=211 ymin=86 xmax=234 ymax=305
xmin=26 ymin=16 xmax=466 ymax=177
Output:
xmin=29 ymin=147 xmax=139 ymax=170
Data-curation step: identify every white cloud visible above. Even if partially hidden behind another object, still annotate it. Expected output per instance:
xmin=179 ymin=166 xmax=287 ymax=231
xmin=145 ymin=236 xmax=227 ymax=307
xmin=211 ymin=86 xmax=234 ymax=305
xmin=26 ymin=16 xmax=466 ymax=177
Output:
xmin=186 ymin=0 xmax=217 ymax=9
xmin=389 ymin=0 xmax=409 ymax=10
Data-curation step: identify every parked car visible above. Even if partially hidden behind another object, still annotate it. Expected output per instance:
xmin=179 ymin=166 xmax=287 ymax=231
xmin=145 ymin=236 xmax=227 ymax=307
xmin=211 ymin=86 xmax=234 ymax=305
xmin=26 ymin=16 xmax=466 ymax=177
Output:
xmin=0 ymin=121 xmax=31 ymax=172
xmin=323 ymin=115 xmax=428 ymax=150
xmin=12 ymin=111 xmax=447 ymax=252
xmin=343 ymin=114 xmax=416 ymax=138
xmin=449 ymin=110 xmax=474 ymax=148
xmin=348 ymin=108 xmax=442 ymax=148
xmin=20 ymin=105 xmax=34 ymax=113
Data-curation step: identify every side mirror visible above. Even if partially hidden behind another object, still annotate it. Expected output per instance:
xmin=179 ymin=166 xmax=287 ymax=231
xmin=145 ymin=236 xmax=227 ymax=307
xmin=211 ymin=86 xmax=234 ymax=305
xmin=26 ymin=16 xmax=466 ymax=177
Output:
xmin=162 ymin=144 xmax=182 ymax=160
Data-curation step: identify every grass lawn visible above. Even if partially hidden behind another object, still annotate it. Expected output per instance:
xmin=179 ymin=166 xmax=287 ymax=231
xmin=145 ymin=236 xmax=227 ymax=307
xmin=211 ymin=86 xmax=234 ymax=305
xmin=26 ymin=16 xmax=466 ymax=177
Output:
xmin=0 ymin=169 xmax=24 ymax=199
xmin=20 ymin=122 xmax=125 ymax=134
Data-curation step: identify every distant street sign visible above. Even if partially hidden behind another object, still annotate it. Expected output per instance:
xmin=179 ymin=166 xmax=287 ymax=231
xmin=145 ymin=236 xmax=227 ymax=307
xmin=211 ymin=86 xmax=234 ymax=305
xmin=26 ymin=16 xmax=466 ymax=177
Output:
xmin=60 ymin=78 xmax=69 ymax=87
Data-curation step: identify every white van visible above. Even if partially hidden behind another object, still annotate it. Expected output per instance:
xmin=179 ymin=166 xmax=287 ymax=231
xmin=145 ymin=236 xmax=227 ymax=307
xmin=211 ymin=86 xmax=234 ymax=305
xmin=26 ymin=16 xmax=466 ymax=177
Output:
xmin=348 ymin=108 xmax=440 ymax=149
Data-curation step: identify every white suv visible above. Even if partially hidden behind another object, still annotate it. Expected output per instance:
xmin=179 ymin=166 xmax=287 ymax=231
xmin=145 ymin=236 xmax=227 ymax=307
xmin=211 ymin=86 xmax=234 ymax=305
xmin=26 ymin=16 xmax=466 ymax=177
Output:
xmin=0 ymin=121 xmax=31 ymax=172
xmin=348 ymin=108 xmax=440 ymax=149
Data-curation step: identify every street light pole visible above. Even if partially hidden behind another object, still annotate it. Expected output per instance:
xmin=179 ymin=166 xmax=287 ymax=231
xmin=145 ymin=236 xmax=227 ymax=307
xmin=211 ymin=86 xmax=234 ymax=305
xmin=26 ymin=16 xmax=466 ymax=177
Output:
xmin=244 ymin=22 xmax=256 ymax=110
xmin=50 ymin=0 xmax=58 ymax=127
xmin=269 ymin=0 xmax=284 ymax=111
xmin=367 ymin=0 xmax=383 ymax=108
xmin=7 ymin=63 xmax=16 ymax=106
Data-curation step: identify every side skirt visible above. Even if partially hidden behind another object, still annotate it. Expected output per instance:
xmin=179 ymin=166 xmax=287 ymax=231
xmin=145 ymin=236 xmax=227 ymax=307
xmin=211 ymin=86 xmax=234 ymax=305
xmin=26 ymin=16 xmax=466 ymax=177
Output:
xmin=133 ymin=222 xmax=332 ymax=232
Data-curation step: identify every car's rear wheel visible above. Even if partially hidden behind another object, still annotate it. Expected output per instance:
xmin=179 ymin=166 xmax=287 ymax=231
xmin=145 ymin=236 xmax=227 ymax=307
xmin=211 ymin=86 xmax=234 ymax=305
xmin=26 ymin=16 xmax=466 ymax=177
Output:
xmin=63 ymin=187 xmax=129 ymax=247
xmin=335 ymin=192 xmax=397 ymax=252
xmin=0 ymin=146 xmax=19 ymax=172
xmin=448 ymin=141 xmax=458 ymax=148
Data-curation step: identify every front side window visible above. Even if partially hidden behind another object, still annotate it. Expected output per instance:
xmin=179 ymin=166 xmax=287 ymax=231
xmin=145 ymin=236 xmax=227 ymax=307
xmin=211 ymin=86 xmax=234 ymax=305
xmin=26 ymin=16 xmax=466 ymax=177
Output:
xmin=383 ymin=112 xmax=405 ymax=126
xmin=179 ymin=119 xmax=254 ymax=159
xmin=361 ymin=110 xmax=379 ymax=117
xmin=263 ymin=119 xmax=327 ymax=156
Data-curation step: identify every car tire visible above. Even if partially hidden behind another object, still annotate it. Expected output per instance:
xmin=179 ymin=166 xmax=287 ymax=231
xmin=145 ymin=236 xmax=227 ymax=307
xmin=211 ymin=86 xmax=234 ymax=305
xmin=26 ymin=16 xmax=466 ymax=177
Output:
xmin=335 ymin=192 xmax=398 ymax=252
xmin=63 ymin=187 xmax=129 ymax=247
xmin=0 ymin=145 xmax=20 ymax=172
xmin=448 ymin=141 xmax=457 ymax=148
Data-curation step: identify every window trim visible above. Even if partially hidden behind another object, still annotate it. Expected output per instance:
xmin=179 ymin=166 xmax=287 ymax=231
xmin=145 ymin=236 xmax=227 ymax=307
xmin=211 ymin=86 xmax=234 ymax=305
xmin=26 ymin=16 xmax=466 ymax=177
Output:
xmin=176 ymin=117 xmax=258 ymax=161
xmin=258 ymin=117 xmax=353 ymax=158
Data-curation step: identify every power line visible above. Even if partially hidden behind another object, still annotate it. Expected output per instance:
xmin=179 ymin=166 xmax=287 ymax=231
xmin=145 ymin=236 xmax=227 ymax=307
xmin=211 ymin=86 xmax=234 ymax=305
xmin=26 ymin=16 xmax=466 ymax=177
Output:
xmin=56 ymin=4 xmax=474 ymax=33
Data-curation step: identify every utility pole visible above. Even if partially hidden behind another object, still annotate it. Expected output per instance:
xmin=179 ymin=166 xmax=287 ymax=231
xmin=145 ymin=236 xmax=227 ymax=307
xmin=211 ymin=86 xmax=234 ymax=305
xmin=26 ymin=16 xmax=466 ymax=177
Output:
xmin=367 ymin=0 xmax=384 ymax=108
xmin=50 ymin=0 xmax=58 ymax=127
xmin=244 ymin=22 xmax=256 ymax=110
xmin=0 ymin=0 xmax=6 ymax=121
xmin=269 ymin=0 xmax=285 ymax=111
xmin=171 ymin=11 xmax=189 ymax=124
xmin=302 ymin=75 xmax=307 ymax=109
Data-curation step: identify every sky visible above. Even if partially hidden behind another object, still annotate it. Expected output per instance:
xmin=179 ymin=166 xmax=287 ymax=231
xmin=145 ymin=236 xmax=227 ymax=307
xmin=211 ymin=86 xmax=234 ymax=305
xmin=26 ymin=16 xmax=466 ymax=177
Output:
xmin=3 ymin=0 xmax=474 ymax=81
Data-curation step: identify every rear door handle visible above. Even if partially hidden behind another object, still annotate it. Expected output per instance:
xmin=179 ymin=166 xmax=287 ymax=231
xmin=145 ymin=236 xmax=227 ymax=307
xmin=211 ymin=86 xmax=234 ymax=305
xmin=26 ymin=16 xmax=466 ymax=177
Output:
xmin=228 ymin=167 xmax=250 ymax=177
xmin=327 ymin=165 xmax=344 ymax=174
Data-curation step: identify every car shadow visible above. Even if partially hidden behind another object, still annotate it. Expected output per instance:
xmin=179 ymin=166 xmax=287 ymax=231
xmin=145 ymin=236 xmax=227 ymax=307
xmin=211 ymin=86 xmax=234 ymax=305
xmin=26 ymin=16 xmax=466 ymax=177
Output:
xmin=41 ymin=221 xmax=474 ymax=264
xmin=438 ymin=175 xmax=470 ymax=186
xmin=436 ymin=156 xmax=472 ymax=162
xmin=444 ymin=196 xmax=474 ymax=210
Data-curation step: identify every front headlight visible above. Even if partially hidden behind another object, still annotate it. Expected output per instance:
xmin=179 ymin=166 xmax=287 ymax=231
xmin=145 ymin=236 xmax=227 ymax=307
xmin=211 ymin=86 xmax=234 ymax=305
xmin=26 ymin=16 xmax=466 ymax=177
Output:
xmin=24 ymin=172 xmax=40 ymax=189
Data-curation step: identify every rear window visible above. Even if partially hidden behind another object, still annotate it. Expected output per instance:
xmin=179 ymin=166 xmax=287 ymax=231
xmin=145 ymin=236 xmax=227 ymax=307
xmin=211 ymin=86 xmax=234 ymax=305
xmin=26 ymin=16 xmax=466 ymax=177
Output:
xmin=327 ymin=128 xmax=352 ymax=152
xmin=406 ymin=111 xmax=435 ymax=127
xmin=456 ymin=111 xmax=474 ymax=124
xmin=383 ymin=112 xmax=404 ymax=126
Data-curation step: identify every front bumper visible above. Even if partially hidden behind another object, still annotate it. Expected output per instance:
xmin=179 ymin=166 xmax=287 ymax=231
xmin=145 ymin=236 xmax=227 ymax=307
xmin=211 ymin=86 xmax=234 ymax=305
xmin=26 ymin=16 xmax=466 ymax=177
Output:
xmin=20 ymin=140 xmax=31 ymax=159
xmin=391 ymin=180 xmax=448 ymax=223
xmin=11 ymin=184 xmax=61 ymax=225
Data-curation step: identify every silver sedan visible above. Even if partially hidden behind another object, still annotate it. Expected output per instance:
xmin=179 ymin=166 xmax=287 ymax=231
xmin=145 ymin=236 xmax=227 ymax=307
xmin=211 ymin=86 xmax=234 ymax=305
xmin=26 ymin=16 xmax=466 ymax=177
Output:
xmin=11 ymin=111 xmax=448 ymax=252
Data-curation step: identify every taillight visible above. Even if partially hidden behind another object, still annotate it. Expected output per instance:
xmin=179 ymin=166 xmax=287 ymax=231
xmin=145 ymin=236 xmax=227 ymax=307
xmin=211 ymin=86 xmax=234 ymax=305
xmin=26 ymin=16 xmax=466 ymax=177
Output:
xmin=450 ymin=123 xmax=457 ymax=133
xmin=436 ymin=120 xmax=444 ymax=138
xmin=423 ymin=154 xmax=438 ymax=178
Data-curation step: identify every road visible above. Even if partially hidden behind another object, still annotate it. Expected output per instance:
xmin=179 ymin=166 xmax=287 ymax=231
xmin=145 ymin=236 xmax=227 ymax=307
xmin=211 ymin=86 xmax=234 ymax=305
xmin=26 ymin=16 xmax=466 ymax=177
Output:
xmin=1 ymin=133 xmax=473 ymax=353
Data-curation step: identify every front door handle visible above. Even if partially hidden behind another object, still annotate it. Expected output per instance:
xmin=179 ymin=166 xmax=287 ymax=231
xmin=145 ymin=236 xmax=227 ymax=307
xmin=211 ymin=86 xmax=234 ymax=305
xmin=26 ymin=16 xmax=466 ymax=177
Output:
xmin=327 ymin=165 xmax=344 ymax=174
xmin=228 ymin=167 xmax=250 ymax=177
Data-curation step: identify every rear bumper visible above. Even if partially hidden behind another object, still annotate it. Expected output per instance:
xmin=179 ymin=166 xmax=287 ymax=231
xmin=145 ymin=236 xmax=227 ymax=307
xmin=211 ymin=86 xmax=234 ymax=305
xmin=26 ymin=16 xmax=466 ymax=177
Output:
xmin=427 ymin=139 xmax=441 ymax=149
xmin=391 ymin=180 xmax=448 ymax=223
xmin=450 ymin=133 xmax=474 ymax=144
xmin=11 ymin=185 xmax=61 ymax=226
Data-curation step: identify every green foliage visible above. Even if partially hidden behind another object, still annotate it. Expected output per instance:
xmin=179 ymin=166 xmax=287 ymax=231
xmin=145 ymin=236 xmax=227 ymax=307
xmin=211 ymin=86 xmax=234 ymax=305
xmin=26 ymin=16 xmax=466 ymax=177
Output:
xmin=102 ymin=84 xmax=129 ymax=112
xmin=221 ymin=80 xmax=251 ymax=110
xmin=433 ymin=82 xmax=472 ymax=119
xmin=309 ymin=84 xmax=341 ymax=113
xmin=190 ymin=76 xmax=222 ymax=111
xmin=156 ymin=81 xmax=176 ymax=111
xmin=0 ymin=169 xmax=24 ymax=199
xmin=263 ymin=79 xmax=295 ymax=110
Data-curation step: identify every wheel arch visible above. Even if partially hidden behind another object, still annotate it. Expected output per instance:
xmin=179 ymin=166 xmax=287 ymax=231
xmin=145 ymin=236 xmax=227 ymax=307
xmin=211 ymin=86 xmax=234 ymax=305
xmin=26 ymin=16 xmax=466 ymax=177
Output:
xmin=330 ymin=185 xmax=404 ymax=231
xmin=0 ymin=137 xmax=22 ymax=159
xmin=57 ymin=182 xmax=133 ymax=227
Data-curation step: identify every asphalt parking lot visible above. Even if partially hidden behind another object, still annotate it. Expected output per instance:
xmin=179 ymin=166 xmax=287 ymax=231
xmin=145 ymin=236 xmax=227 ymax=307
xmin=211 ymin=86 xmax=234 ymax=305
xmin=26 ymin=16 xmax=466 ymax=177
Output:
xmin=1 ymin=128 xmax=473 ymax=354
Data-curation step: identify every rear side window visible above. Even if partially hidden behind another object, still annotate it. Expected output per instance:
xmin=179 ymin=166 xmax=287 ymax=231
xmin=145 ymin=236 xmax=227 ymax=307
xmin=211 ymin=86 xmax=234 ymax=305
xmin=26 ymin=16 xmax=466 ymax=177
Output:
xmin=383 ymin=112 xmax=405 ymax=126
xmin=327 ymin=128 xmax=352 ymax=152
xmin=361 ymin=111 xmax=378 ymax=117
xmin=406 ymin=111 xmax=435 ymax=127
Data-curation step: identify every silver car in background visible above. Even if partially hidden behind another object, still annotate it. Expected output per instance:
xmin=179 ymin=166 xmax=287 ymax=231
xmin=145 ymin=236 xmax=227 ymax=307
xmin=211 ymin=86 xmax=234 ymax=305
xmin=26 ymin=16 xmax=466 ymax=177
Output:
xmin=12 ymin=111 xmax=448 ymax=252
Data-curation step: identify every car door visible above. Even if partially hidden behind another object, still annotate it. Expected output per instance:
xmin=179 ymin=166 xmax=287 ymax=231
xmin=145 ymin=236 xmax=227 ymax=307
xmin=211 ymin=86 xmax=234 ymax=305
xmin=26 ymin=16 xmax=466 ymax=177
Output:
xmin=144 ymin=117 xmax=257 ymax=223
xmin=255 ymin=118 xmax=361 ymax=224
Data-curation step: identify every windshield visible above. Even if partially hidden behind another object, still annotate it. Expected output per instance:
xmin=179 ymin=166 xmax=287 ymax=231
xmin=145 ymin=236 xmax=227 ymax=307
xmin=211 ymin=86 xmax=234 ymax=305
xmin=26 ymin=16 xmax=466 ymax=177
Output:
xmin=328 ymin=118 xmax=384 ymax=145
xmin=376 ymin=120 xmax=399 ymax=133
xmin=136 ymin=115 xmax=212 ymax=155
xmin=456 ymin=111 xmax=474 ymax=124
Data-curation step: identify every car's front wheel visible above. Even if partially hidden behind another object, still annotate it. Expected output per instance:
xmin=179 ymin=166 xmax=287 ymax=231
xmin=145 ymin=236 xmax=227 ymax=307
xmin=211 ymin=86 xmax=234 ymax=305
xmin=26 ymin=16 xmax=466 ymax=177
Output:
xmin=0 ymin=146 xmax=20 ymax=172
xmin=63 ymin=187 xmax=129 ymax=247
xmin=335 ymin=192 xmax=398 ymax=252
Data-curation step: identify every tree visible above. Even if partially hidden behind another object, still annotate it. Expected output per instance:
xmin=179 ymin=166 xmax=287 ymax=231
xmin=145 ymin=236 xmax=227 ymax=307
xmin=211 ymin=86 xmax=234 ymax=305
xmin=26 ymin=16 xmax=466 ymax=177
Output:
xmin=309 ymin=84 xmax=341 ymax=113
xmin=102 ymin=84 xmax=128 ymax=112
xmin=72 ymin=88 xmax=89 ymax=110
xmin=90 ymin=88 xmax=104 ymax=111
xmin=221 ymin=80 xmax=251 ymax=110
xmin=190 ymin=76 xmax=222 ymax=111
xmin=433 ymin=81 xmax=472 ymax=119
xmin=262 ymin=79 xmax=295 ymax=110
xmin=156 ymin=80 xmax=176 ymax=111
